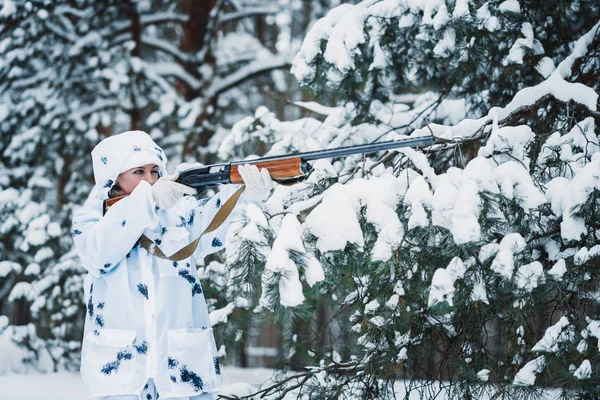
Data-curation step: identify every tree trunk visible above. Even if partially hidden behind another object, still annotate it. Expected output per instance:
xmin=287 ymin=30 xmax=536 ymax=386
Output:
xmin=129 ymin=3 xmax=142 ymax=130
xmin=315 ymin=299 xmax=331 ymax=359
xmin=291 ymin=318 xmax=310 ymax=369
xmin=179 ymin=0 xmax=218 ymax=160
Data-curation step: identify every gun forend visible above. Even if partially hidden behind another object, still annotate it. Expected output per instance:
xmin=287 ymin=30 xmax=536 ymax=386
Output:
xmin=231 ymin=157 xmax=311 ymax=185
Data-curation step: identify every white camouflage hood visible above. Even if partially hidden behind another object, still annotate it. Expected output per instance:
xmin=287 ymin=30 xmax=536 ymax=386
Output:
xmin=91 ymin=130 xmax=168 ymax=200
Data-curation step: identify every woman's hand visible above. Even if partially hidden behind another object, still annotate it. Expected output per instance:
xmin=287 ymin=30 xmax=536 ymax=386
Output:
xmin=237 ymin=164 xmax=273 ymax=202
xmin=151 ymin=173 xmax=196 ymax=209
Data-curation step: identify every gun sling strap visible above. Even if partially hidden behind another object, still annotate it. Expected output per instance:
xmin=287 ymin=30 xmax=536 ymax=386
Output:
xmin=139 ymin=186 xmax=245 ymax=261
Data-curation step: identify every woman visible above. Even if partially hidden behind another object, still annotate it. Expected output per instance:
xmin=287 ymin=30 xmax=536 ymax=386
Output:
xmin=72 ymin=130 xmax=272 ymax=399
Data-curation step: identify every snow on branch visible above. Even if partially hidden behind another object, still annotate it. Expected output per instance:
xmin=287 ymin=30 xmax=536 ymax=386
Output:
xmin=205 ymin=54 xmax=292 ymax=98
xmin=141 ymin=12 xmax=188 ymax=26
xmin=412 ymin=21 xmax=600 ymax=143
xmin=43 ymin=20 xmax=77 ymax=43
xmin=148 ymin=62 xmax=202 ymax=91
xmin=141 ymin=35 xmax=193 ymax=64
xmin=219 ymin=7 xmax=281 ymax=23
xmin=491 ymin=21 xmax=600 ymax=120
xmin=69 ymin=99 xmax=123 ymax=120
xmin=10 ymin=69 xmax=54 ymax=90
xmin=293 ymin=101 xmax=338 ymax=116
xmin=54 ymin=6 xmax=88 ymax=19
xmin=108 ymin=12 xmax=188 ymax=34
xmin=139 ymin=60 xmax=184 ymax=99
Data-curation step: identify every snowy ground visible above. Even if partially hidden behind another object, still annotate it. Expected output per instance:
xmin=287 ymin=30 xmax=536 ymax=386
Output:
xmin=0 ymin=368 xmax=567 ymax=400
xmin=0 ymin=367 xmax=275 ymax=400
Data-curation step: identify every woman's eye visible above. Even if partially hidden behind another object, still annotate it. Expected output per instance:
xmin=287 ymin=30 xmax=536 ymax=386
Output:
xmin=152 ymin=171 xmax=159 ymax=175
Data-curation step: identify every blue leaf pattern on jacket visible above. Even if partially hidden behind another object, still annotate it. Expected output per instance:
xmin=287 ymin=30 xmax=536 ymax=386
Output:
xmin=101 ymin=349 xmax=133 ymax=375
xmin=179 ymin=365 xmax=204 ymax=392
xmin=213 ymin=357 xmax=221 ymax=375
xmin=133 ymin=339 xmax=149 ymax=355
xmin=137 ymin=283 xmax=148 ymax=300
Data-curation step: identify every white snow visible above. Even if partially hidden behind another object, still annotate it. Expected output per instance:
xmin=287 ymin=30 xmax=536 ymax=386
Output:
xmin=583 ymin=319 xmax=600 ymax=352
xmin=0 ymin=261 xmax=22 ymax=278
xmin=515 ymin=261 xmax=543 ymax=292
xmin=433 ymin=28 xmax=456 ymax=58
xmin=560 ymin=160 xmax=600 ymax=241
xmin=369 ymin=316 xmax=387 ymax=327
xmin=479 ymin=125 xmax=534 ymax=164
xmin=260 ymin=214 xmax=306 ymax=308
xmin=513 ymin=356 xmax=545 ymax=386
xmin=498 ymin=0 xmax=521 ymax=13
xmin=547 ymin=260 xmax=567 ymax=281
xmin=0 ymin=367 xmax=276 ymax=400
xmin=323 ymin=6 xmax=369 ymax=74
xmin=47 ymin=222 xmax=62 ymax=237
xmin=433 ymin=170 xmax=481 ymax=244
xmin=305 ymin=174 xmax=409 ymax=255
xmin=470 ymin=274 xmax=489 ymax=304
xmin=504 ymin=23 xmax=543 ymax=66
xmin=209 ymin=302 xmax=235 ymax=326
xmin=404 ymin=176 xmax=433 ymax=229
xmin=492 ymin=162 xmax=546 ymax=210
xmin=292 ymin=4 xmax=355 ymax=82
xmin=428 ymin=257 xmax=466 ymax=307
xmin=364 ymin=299 xmax=380 ymax=314
xmin=304 ymin=183 xmax=363 ymax=252
xmin=531 ymin=317 xmax=571 ymax=352
xmin=23 ymin=263 xmax=41 ymax=276
xmin=369 ymin=42 xmax=388 ymax=71
xmin=477 ymin=369 xmax=490 ymax=382
xmin=8 ymin=282 xmax=31 ymax=302
xmin=293 ymin=101 xmax=339 ymax=116
xmin=476 ymin=3 xmax=499 ymax=32
xmin=573 ymin=360 xmax=592 ymax=380
xmin=453 ymin=0 xmax=470 ymax=18
xmin=490 ymin=233 xmax=526 ymax=279
xmin=386 ymin=294 xmax=399 ymax=309
xmin=0 ymin=0 xmax=16 ymax=17
xmin=479 ymin=243 xmax=499 ymax=263
xmin=536 ymin=57 xmax=556 ymax=78
xmin=304 ymin=255 xmax=325 ymax=287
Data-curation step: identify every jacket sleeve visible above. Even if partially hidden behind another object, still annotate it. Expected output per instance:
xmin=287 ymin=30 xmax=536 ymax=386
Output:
xmin=184 ymin=184 xmax=250 ymax=259
xmin=72 ymin=180 xmax=159 ymax=277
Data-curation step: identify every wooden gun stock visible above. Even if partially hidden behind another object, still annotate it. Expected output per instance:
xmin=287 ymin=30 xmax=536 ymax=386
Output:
xmin=103 ymin=195 xmax=126 ymax=214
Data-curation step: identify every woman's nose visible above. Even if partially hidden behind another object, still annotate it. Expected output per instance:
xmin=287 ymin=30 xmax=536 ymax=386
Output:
xmin=144 ymin=172 xmax=159 ymax=185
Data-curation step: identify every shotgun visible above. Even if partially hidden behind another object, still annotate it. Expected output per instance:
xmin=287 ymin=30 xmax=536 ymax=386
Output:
xmin=103 ymin=135 xmax=435 ymax=213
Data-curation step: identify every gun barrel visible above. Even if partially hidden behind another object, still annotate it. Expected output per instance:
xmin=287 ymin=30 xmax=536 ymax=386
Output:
xmin=231 ymin=135 xmax=435 ymax=164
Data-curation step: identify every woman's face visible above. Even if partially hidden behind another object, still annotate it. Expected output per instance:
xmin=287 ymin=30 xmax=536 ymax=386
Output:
xmin=115 ymin=164 xmax=160 ymax=195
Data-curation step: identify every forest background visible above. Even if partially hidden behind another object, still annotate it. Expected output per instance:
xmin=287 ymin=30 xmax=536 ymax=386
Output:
xmin=1 ymin=0 xmax=600 ymax=399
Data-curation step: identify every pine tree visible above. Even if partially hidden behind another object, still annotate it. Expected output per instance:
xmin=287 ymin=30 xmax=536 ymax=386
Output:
xmin=219 ymin=1 xmax=600 ymax=398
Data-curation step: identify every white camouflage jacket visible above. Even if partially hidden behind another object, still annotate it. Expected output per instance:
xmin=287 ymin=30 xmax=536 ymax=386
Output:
xmin=72 ymin=131 xmax=243 ymax=398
